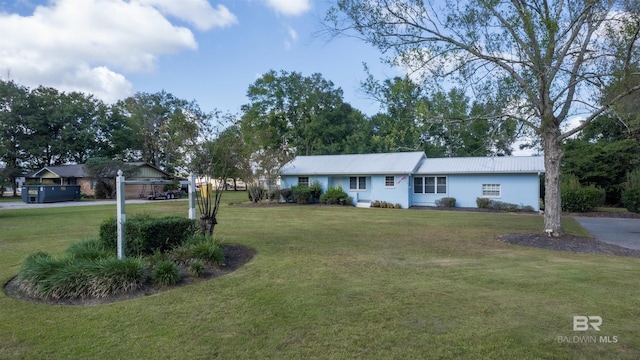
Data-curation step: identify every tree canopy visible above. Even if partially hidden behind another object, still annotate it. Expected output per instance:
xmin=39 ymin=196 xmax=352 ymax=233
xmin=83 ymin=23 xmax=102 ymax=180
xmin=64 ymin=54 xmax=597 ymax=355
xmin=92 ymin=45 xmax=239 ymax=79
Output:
xmin=327 ymin=0 xmax=640 ymax=235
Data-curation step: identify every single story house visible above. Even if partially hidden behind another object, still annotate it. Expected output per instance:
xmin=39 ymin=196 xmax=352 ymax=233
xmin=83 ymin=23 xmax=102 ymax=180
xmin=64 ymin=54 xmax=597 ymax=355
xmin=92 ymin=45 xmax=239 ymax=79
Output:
xmin=26 ymin=162 xmax=175 ymax=199
xmin=280 ymin=152 xmax=545 ymax=211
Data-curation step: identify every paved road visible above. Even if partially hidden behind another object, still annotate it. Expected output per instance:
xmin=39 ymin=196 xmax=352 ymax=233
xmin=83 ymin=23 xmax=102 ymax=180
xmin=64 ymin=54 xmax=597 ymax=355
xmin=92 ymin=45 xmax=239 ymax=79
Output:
xmin=574 ymin=217 xmax=640 ymax=250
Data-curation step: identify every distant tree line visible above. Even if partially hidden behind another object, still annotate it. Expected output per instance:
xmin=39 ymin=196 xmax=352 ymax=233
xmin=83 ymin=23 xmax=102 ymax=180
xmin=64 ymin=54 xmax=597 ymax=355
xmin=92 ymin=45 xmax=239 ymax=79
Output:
xmin=2 ymin=67 xmax=639 ymax=207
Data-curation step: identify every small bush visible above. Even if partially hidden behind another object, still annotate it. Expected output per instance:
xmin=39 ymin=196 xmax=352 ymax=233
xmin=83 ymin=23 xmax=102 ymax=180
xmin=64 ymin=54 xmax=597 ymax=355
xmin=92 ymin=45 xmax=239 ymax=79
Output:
xmin=189 ymin=260 xmax=206 ymax=277
xmin=309 ymin=180 xmax=323 ymax=201
xmin=268 ymin=189 xmax=280 ymax=202
xmin=476 ymin=197 xmax=491 ymax=208
xmin=394 ymin=203 xmax=402 ymax=209
xmin=291 ymin=185 xmax=312 ymax=204
xmin=561 ymin=175 xmax=605 ymax=212
xmin=320 ymin=186 xmax=351 ymax=205
xmin=488 ymin=200 xmax=519 ymax=211
xmin=521 ymin=205 xmax=535 ymax=212
xmin=99 ymin=215 xmax=195 ymax=257
xmin=248 ymin=185 xmax=266 ymax=202
xmin=622 ymin=169 xmax=640 ymax=213
xmin=435 ymin=197 xmax=456 ymax=208
xmin=152 ymin=261 xmax=180 ymax=286
xmin=372 ymin=200 xmax=381 ymax=208
xmin=279 ymin=188 xmax=292 ymax=202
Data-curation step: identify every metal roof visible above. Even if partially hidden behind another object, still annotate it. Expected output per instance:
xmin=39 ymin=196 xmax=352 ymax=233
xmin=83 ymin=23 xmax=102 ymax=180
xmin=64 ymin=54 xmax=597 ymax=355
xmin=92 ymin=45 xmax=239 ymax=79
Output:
xmin=281 ymin=152 xmax=426 ymax=175
xmin=416 ymin=156 xmax=545 ymax=174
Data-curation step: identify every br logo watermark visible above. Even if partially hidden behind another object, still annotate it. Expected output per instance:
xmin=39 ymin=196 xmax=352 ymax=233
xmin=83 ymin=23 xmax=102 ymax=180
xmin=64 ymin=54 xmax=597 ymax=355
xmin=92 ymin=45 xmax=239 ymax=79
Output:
xmin=557 ymin=316 xmax=618 ymax=344
xmin=573 ymin=316 xmax=602 ymax=331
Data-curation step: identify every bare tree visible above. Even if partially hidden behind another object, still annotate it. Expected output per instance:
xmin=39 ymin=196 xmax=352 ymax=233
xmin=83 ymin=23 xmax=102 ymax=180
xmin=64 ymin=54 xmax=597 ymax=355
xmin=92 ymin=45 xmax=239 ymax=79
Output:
xmin=327 ymin=0 xmax=640 ymax=236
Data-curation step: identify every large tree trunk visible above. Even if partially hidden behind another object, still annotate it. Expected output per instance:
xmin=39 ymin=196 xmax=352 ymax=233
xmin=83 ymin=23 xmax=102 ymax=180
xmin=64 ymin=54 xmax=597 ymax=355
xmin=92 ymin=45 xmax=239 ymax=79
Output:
xmin=543 ymin=127 xmax=564 ymax=237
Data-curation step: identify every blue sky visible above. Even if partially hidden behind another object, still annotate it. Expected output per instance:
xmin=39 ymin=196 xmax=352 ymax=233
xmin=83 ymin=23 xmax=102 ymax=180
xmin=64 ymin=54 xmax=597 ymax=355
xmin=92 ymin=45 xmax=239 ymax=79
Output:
xmin=0 ymin=0 xmax=402 ymax=116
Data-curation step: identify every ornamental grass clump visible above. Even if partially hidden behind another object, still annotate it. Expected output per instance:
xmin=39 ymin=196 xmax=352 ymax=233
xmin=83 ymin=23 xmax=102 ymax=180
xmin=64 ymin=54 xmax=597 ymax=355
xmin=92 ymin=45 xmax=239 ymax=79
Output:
xmin=186 ymin=235 xmax=225 ymax=266
xmin=16 ymin=252 xmax=145 ymax=300
xmin=189 ymin=260 xmax=206 ymax=278
xmin=66 ymin=238 xmax=114 ymax=260
xmin=152 ymin=260 xmax=180 ymax=286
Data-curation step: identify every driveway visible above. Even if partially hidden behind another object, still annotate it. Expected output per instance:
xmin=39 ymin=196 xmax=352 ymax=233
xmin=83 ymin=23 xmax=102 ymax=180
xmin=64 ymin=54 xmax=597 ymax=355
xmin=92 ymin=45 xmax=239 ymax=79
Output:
xmin=574 ymin=217 xmax=640 ymax=250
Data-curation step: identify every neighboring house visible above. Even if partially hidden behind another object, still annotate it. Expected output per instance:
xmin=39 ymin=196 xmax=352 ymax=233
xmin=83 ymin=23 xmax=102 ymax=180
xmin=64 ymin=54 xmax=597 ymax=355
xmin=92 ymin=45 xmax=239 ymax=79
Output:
xmin=280 ymin=152 xmax=545 ymax=211
xmin=26 ymin=162 xmax=174 ymax=199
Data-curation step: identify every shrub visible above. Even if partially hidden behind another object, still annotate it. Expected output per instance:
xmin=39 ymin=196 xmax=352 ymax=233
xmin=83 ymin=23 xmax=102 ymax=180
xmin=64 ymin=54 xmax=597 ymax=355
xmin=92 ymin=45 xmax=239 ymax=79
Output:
xmin=320 ymin=186 xmax=350 ymax=205
xmin=99 ymin=215 xmax=195 ymax=257
xmin=521 ymin=205 xmax=535 ymax=212
xmin=561 ymin=175 xmax=605 ymax=212
xmin=279 ymin=188 xmax=292 ymax=202
xmin=291 ymin=185 xmax=312 ymax=204
xmin=309 ymin=180 xmax=323 ymax=201
xmin=152 ymin=261 xmax=180 ymax=286
xmin=435 ymin=197 xmax=456 ymax=208
xmin=488 ymin=200 xmax=519 ymax=211
xmin=189 ymin=260 xmax=206 ymax=277
xmin=268 ymin=188 xmax=280 ymax=202
xmin=622 ymin=169 xmax=640 ymax=213
xmin=394 ymin=203 xmax=402 ymax=209
xmin=248 ymin=185 xmax=266 ymax=202
xmin=476 ymin=197 xmax=491 ymax=208
xmin=372 ymin=200 xmax=381 ymax=208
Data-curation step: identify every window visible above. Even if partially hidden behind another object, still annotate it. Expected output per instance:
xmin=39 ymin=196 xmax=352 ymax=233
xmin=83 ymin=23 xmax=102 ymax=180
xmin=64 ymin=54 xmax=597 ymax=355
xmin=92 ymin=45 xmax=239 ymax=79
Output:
xmin=414 ymin=177 xmax=423 ymax=193
xmin=298 ymin=176 xmax=309 ymax=187
xmin=425 ymin=177 xmax=435 ymax=193
xmin=385 ymin=176 xmax=395 ymax=188
xmin=437 ymin=177 xmax=447 ymax=194
xmin=349 ymin=176 xmax=367 ymax=190
xmin=482 ymin=184 xmax=501 ymax=197
xmin=413 ymin=176 xmax=447 ymax=194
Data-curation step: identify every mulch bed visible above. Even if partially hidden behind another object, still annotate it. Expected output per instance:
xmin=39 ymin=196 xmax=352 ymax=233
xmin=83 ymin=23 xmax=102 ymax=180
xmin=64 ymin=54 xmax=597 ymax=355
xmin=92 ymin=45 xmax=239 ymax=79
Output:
xmin=3 ymin=244 xmax=256 ymax=306
xmin=498 ymin=233 xmax=640 ymax=258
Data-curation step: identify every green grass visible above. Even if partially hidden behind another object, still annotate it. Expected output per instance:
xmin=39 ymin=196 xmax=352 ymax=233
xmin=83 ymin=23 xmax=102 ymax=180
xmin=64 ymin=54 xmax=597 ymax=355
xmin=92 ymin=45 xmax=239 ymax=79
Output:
xmin=1 ymin=192 xmax=639 ymax=359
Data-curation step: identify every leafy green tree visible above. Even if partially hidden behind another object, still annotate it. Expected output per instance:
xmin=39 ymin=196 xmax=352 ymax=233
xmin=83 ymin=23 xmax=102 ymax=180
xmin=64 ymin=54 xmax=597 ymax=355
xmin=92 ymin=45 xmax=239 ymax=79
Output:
xmin=0 ymin=80 xmax=29 ymax=196
xmin=20 ymin=86 xmax=68 ymax=169
xmin=563 ymin=138 xmax=640 ymax=205
xmin=328 ymin=0 xmax=640 ymax=236
xmin=363 ymin=75 xmax=518 ymax=156
xmin=58 ymin=92 xmax=107 ymax=164
xmin=119 ymin=91 xmax=209 ymax=174
xmin=241 ymin=70 xmax=369 ymax=156
xmin=363 ymin=75 xmax=426 ymax=152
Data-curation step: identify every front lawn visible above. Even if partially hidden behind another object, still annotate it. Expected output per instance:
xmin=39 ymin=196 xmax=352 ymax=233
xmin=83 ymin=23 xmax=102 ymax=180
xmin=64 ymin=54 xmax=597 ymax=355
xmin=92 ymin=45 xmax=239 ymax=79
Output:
xmin=1 ymin=195 xmax=638 ymax=359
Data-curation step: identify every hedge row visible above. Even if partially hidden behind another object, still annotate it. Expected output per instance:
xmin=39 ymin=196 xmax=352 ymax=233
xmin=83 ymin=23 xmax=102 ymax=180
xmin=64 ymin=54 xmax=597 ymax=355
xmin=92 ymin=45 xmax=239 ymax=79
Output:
xmin=99 ymin=215 xmax=195 ymax=257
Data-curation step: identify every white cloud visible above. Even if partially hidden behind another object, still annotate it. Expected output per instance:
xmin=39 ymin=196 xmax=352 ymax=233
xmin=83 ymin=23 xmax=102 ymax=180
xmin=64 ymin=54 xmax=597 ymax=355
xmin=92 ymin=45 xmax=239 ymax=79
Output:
xmin=0 ymin=0 xmax=236 ymax=103
xmin=138 ymin=0 xmax=237 ymax=30
xmin=265 ymin=0 xmax=311 ymax=16
xmin=284 ymin=25 xmax=298 ymax=49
